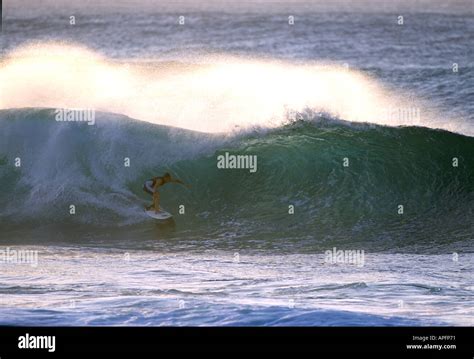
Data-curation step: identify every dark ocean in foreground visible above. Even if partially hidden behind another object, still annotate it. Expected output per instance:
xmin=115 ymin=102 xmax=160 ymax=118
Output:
xmin=0 ymin=7 xmax=473 ymax=325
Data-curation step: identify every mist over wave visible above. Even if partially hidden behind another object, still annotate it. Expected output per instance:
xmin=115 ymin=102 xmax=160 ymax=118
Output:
xmin=1 ymin=43 xmax=471 ymax=136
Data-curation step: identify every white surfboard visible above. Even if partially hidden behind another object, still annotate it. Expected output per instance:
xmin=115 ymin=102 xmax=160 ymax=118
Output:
xmin=145 ymin=208 xmax=173 ymax=220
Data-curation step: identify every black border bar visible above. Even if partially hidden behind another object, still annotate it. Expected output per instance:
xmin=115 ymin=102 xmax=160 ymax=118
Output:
xmin=0 ymin=327 xmax=472 ymax=356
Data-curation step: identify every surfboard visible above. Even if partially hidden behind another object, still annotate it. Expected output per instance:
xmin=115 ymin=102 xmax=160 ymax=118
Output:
xmin=144 ymin=208 xmax=173 ymax=220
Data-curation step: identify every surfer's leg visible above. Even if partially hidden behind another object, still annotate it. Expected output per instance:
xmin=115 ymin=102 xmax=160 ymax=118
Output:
xmin=153 ymin=191 xmax=160 ymax=212
xmin=145 ymin=194 xmax=154 ymax=210
xmin=144 ymin=184 xmax=155 ymax=210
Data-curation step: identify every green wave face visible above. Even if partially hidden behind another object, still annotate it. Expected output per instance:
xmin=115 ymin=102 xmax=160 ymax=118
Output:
xmin=165 ymin=122 xmax=474 ymax=251
xmin=0 ymin=109 xmax=473 ymax=251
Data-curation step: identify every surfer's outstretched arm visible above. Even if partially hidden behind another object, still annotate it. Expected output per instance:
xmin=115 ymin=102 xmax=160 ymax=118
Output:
xmin=171 ymin=177 xmax=189 ymax=187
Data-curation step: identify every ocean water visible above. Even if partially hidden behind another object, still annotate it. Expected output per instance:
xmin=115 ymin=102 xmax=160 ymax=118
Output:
xmin=0 ymin=1 xmax=473 ymax=326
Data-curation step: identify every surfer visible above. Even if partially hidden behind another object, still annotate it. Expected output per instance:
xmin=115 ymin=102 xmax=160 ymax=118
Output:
xmin=143 ymin=173 xmax=188 ymax=213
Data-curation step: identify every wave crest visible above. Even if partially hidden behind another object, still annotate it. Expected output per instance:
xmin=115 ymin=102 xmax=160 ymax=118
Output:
xmin=1 ymin=42 xmax=471 ymax=136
